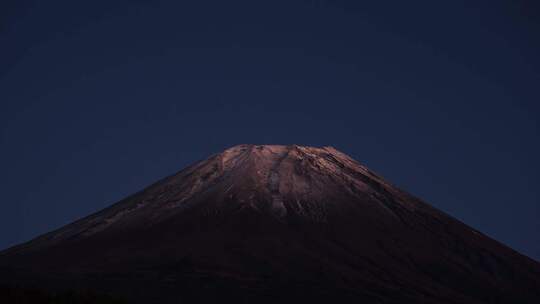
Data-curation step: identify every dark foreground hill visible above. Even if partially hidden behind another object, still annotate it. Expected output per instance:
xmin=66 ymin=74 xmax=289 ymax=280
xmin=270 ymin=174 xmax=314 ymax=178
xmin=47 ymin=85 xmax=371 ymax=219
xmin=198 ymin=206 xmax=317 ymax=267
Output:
xmin=1 ymin=145 xmax=539 ymax=303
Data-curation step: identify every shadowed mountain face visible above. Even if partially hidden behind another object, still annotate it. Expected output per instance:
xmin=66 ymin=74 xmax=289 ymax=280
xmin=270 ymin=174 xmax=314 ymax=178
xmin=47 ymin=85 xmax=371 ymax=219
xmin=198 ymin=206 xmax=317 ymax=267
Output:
xmin=1 ymin=145 xmax=539 ymax=303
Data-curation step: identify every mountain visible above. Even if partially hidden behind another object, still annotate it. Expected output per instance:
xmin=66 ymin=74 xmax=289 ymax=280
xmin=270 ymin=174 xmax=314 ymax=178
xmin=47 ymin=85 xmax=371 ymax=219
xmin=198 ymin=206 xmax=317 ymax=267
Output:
xmin=1 ymin=144 xmax=539 ymax=303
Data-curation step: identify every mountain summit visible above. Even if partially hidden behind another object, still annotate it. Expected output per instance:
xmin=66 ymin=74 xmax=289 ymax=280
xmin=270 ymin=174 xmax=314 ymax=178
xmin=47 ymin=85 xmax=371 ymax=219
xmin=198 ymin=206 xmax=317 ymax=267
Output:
xmin=1 ymin=145 xmax=539 ymax=303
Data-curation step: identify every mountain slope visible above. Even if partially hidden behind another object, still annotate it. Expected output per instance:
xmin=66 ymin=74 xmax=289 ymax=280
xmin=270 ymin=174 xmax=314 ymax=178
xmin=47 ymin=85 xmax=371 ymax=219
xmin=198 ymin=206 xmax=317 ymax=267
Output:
xmin=1 ymin=144 xmax=539 ymax=303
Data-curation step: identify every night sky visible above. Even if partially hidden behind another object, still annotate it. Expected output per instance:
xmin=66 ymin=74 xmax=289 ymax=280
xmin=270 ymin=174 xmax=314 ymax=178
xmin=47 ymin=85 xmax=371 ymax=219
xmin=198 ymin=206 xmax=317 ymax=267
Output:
xmin=1 ymin=1 xmax=539 ymax=260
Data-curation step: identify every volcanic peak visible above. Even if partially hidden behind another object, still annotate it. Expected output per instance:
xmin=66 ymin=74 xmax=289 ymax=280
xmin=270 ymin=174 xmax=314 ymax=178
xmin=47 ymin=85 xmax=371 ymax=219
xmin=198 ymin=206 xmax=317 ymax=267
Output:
xmin=192 ymin=144 xmax=405 ymax=220
xmin=3 ymin=144 xmax=540 ymax=304
xmin=215 ymin=144 xmax=378 ymax=182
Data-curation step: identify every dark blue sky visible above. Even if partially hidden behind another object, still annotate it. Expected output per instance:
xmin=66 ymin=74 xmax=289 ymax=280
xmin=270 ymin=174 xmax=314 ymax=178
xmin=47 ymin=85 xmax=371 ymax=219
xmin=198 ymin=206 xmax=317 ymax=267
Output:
xmin=1 ymin=0 xmax=539 ymax=260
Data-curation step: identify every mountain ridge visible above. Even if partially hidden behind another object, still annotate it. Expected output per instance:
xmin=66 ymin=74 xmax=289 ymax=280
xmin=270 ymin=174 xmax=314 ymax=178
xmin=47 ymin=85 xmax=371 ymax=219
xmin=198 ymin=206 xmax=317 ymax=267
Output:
xmin=1 ymin=144 xmax=539 ymax=303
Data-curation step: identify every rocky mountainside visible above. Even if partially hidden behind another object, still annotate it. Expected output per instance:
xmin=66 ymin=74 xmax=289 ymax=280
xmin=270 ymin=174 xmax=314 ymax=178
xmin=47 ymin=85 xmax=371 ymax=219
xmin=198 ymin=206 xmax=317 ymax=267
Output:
xmin=1 ymin=145 xmax=539 ymax=303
